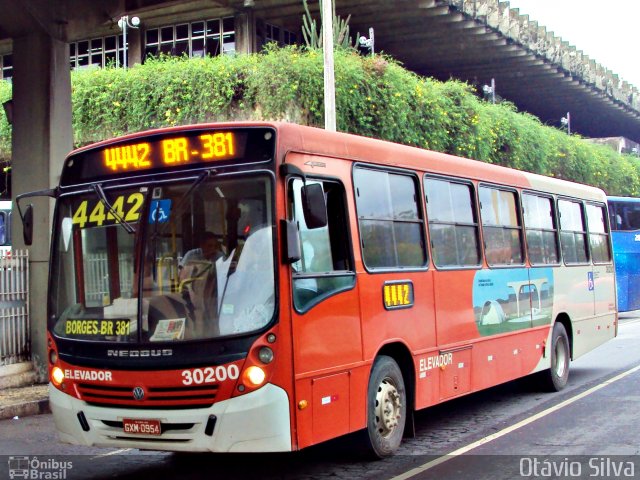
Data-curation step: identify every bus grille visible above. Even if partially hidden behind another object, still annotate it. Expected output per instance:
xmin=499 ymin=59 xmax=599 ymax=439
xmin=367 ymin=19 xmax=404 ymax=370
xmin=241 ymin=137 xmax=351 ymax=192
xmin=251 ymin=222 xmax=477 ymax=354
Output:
xmin=76 ymin=383 xmax=219 ymax=409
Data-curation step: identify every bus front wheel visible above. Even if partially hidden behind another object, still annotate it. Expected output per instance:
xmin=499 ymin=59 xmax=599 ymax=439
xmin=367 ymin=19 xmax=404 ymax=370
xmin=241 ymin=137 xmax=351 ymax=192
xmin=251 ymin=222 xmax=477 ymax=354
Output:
xmin=541 ymin=322 xmax=570 ymax=392
xmin=363 ymin=355 xmax=407 ymax=458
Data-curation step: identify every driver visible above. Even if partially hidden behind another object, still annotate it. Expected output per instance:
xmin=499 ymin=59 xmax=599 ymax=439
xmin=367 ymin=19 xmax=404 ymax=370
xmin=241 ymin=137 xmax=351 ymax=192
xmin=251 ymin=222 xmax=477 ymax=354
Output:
xmin=178 ymin=232 xmax=225 ymax=337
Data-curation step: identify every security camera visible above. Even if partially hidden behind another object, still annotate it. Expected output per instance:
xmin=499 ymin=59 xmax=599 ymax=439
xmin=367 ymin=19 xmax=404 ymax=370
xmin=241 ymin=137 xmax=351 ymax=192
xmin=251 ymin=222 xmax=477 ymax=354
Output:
xmin=130 ymin=16 xmax=141 ymax=27
xmin=359 ymin=36 xmax=368 ymax=45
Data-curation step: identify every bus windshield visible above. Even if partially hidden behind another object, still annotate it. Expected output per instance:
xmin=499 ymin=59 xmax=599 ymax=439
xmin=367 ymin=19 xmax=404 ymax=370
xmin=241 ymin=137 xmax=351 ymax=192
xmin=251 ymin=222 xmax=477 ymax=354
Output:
xmin=50 ymin=174 xmax=275 ymax=343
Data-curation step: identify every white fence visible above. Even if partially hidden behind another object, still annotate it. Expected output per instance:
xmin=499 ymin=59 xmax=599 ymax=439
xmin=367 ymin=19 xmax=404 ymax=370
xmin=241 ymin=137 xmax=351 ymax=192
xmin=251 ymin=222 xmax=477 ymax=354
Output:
xmin=0 ymin=250 xmax=30 ymax=366
xmin=84 ymin=253 xmax=134 ymax=306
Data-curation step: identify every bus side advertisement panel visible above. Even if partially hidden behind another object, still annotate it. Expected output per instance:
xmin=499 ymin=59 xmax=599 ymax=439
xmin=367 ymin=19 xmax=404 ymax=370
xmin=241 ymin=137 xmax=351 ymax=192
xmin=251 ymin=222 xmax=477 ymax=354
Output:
xmin=433 ymin=270 xmax=479 ymax=345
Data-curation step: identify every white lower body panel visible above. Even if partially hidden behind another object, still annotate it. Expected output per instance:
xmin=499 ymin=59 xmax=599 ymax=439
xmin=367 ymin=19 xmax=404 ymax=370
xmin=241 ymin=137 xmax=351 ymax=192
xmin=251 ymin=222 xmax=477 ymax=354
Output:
xmin=49 ymin=383 xmax=292 ymax=453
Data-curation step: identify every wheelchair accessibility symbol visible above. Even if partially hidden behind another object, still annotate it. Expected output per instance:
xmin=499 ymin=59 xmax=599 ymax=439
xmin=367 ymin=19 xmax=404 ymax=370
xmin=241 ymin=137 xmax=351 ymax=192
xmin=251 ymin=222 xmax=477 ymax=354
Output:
xmin=149 ymin=199 xmax=172 ymax=224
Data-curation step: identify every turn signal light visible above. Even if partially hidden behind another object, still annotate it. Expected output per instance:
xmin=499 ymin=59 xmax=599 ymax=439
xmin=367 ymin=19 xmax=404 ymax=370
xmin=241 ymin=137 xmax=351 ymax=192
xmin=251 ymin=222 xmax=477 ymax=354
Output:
xmin=51 ymin=366 xmax=65 ymax=386
xmin=243 ymin=366 xmax=266 ymax=387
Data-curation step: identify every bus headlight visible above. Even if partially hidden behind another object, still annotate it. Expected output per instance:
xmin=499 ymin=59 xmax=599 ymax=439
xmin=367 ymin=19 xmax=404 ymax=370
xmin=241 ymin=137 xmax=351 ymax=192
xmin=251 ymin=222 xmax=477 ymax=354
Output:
xmin=258 ymin=346 xmax=274 ymax=364
xmin=243 ymin=366 xmax=266 ymax=387
xmin=51 ymin=366 xmax=65 ymax=386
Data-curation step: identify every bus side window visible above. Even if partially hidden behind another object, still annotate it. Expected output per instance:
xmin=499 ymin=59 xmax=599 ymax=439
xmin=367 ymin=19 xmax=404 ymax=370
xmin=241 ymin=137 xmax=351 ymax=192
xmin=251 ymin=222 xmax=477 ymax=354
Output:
xmin=586 ymin=203 xmax=612 ymax=264
xmin=425 ymin=177 xmax=481 ymax=269
xmin=626 ymin=209 xmax=640 ymax=230
xmin=558 ymin=199 xmax=589 ymax=264
xmin=354 ymin=167 xmax=427 ymax=270
xmin=289 ymin=178 xmax=354 ymax=312
xmin=523 ymin=193 xmax=559 ymax=265
xmin=479 ymin=186 xmax=524 ymax=266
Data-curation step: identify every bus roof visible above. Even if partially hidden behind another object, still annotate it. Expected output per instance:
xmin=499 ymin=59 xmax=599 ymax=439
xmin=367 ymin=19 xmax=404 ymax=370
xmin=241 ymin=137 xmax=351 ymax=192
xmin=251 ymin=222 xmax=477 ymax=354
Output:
xmin=607 ymin=196 xmax=640 ymax=202
xmin=276 ymin=122 xmax=607 ymax=202
xmin=66 ymin=121 xmax=607 ymax=202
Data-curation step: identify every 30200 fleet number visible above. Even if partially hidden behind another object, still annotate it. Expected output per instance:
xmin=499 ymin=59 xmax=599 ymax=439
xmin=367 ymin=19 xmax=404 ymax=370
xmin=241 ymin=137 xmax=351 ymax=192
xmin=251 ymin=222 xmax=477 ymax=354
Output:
xmin=181 ymin=365 xmax=240 ymax=385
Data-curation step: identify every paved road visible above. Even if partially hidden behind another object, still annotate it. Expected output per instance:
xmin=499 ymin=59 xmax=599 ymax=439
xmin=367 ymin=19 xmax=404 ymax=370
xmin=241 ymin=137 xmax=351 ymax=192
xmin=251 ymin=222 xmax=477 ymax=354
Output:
xmin=2 ymin=316 xmax=640 ymax=480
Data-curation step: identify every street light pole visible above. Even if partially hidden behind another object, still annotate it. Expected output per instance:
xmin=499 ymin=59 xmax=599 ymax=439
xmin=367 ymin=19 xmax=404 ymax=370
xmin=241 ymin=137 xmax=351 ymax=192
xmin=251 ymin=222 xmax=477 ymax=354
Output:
xmin=322 ymin=0 xmax=336 ymax=132
xmin=561 ymin=112 xmax=571 ymax=135
xmin=117 ymin=15 xmax=140 ymax=69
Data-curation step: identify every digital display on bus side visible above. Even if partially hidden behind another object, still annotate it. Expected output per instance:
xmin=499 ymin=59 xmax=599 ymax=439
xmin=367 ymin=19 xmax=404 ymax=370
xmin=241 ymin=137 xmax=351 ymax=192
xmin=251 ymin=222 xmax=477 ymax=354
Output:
xmin=60 ymin=127 xmax=276 ymax=186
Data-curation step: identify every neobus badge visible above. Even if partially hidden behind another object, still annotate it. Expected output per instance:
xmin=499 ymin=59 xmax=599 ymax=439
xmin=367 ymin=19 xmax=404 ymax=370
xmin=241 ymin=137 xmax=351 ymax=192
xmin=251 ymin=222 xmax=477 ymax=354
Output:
xmin=383 ymin=281 xmax=414 ymax=310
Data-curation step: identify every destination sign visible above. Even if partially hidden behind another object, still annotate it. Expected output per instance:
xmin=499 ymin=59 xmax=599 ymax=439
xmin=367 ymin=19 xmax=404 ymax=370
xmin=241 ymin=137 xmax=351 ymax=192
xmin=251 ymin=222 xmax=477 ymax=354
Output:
xmin=60 ymin=127 xmax=276 ymax=186
xmin=103 ymin=132 xmax=238 ymax=172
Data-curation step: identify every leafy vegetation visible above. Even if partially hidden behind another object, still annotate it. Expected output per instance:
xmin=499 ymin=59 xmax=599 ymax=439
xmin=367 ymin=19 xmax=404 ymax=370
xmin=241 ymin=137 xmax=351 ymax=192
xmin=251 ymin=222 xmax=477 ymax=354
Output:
xmin=0 ymin=80 xmax=11 ymax=166
xmin=1 ymin=46 xmax=639 ymax=195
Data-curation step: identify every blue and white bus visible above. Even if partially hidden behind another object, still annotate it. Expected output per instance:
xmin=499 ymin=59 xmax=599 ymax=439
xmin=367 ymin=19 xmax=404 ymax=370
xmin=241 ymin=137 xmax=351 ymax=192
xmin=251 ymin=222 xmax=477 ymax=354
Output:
xmin=0 ymin=200 xmax=11 ymax=257
xmin=608 ymin=196 xmax=640 ymax=312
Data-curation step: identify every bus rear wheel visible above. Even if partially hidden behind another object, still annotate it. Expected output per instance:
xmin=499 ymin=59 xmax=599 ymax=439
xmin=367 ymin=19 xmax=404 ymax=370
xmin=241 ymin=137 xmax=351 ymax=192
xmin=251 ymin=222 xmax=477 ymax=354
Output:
xmin=363 ymin=355 xmax=406 ymax=458
xmin=540 ymin=322 xmax=570 ymax=392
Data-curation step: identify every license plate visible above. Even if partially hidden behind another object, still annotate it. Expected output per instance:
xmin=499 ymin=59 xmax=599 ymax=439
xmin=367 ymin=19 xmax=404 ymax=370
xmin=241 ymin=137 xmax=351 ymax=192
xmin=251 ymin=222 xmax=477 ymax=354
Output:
xmin=122 ymin=418 xmax=161 ymax=436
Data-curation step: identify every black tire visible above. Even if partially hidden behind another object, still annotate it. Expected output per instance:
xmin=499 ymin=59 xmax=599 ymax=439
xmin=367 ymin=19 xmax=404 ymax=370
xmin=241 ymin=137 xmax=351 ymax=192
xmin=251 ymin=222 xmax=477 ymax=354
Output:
xmin=540 ymin=322 xmax=570 ymax=391
xmin=363 ymin=355 xmax=407 ymax=458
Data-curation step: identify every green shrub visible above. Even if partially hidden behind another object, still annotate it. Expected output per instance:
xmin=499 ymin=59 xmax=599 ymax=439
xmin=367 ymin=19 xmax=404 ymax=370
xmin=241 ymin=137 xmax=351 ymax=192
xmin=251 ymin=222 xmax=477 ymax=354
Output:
xmin=1 ymin=47 xmax=639 ymax=196
xmin=0 ymin=80 xmax=11 ymax=162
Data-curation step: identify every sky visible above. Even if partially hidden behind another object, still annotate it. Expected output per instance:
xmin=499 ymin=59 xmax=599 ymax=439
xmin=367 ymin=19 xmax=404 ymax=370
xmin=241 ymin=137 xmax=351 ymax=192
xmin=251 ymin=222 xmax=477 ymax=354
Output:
xmin=506 ymin=0 xmax=640 ymax=88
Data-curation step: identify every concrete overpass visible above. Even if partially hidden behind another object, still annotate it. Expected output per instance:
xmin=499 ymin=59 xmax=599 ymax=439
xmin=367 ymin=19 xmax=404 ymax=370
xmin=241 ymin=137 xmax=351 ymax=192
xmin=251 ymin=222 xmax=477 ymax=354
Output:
xmin=0 ymin=0 xmax=638 ymax=372
xmin=2 ymin=1 xmax=640 ymax=141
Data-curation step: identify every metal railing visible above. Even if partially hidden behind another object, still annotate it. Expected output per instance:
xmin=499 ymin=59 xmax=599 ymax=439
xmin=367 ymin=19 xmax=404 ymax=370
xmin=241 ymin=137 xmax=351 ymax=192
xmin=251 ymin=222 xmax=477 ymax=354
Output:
xmin=0 ymin=250 xmax=30 ymax=366
xmin=83 ymin=252 xmax=134 ymax=306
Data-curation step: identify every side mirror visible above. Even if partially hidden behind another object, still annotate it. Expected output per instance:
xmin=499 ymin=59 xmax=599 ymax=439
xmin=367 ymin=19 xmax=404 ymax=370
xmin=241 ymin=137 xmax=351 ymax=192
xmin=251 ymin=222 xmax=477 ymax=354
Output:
xmin=23 ymin=204 xmax=33 ymax=246
xmin=301 ymin=183 xmax=328 ymax=229
xmin=281 ymin=219 xmax=301 ymax=263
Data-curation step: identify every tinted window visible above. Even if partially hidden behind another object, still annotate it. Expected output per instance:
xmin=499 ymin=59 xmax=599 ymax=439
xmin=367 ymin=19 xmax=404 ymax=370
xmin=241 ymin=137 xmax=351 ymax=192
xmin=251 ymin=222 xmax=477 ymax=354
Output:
xmin=425 ymin=178 xmax=480 ymax=268
xmin=587 ymin=204 xmax=611 ymax=264
xmin=480 ymin=187 xmax=524 ymax=266
xmin=0 ymin=213 xmax=5 ymax=245
xmin=355 ymin=168 xmax=426 ymax=269
xmin=558 ymin=199 xmax=589 ymax=264
xmin=609 ymin=200 xmax=640 ymax=231
xmin=523 ymin=194 xmax=559 ymax=265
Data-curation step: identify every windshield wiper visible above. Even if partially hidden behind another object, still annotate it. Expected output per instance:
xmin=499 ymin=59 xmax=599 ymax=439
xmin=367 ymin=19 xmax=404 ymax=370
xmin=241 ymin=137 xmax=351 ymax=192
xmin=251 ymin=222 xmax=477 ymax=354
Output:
xmin=93 ymin=183 xmax=136 ymax=234
xmin=151 ymin=168 xmax=217 ymax=238
xmin=173 ymin=169 xmax=217 ymax=214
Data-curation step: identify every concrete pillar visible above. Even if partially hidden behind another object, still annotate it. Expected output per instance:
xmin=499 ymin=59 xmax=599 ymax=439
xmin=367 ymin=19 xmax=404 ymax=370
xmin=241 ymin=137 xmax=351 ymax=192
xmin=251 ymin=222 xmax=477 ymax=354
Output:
xmin=128 ymin=27 xmax=143 ymax=67
xmin=235 ymin=11 xmax=256 ymax=54
xmin=11 ymin=33 xmax=72 ymax=381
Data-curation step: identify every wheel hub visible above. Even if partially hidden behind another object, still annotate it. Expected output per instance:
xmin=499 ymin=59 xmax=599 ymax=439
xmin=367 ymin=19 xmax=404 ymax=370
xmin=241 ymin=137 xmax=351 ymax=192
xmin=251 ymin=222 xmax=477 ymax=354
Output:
xmin=555 ymin=339 xmax=567 ymax=378
xmin=375 ymin=378 xmax=402 ymax=438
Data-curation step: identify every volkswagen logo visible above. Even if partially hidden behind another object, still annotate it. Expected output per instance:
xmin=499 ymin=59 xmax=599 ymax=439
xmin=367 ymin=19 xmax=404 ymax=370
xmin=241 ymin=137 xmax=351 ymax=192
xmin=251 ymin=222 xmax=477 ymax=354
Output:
xmin=132 ymin=387 xmax=145 ymax=401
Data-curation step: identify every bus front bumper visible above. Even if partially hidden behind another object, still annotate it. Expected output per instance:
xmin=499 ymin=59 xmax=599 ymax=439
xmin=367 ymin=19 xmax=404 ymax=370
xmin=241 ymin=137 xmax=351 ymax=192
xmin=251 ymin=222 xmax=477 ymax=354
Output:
xmin=49 ymin=383 xmax=292 ymax=453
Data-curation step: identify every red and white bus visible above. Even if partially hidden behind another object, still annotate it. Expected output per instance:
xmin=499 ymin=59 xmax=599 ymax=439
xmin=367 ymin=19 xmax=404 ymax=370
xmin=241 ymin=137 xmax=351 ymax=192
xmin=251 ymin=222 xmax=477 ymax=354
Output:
xmin=18 ymin=122 xmax=616 ymax=457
